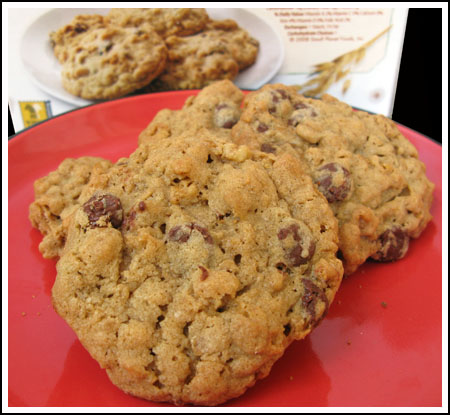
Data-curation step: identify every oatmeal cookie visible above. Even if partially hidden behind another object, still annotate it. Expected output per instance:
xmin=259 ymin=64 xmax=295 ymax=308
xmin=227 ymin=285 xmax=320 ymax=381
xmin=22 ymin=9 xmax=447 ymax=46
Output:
xmin=49 ymin=14 xmax=107 ymax=63
xmin=60 ymin=22 xmax=167 ymax=100
xmin=231 ymin=84 xmax=435 ymax=274
xmin=51 ymin=133 xmax=342 ymax=405
xmin=29 ymin=157 xmax=112 ymax=258
xmin=138 ymin=80 xmax=244 ymax=145
xmin=147 ymin=20 xmax=259 ymax=91
xmin=205 ymin=19 xmax=260 ymax=71
xmin=107 ymin=8 xmax=210 ymax=38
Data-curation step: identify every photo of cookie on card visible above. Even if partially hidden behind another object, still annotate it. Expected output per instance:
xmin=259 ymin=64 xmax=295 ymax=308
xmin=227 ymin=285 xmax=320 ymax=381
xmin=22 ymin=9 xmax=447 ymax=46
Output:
xmin=20 ymin=8 xmax=285 ymax=104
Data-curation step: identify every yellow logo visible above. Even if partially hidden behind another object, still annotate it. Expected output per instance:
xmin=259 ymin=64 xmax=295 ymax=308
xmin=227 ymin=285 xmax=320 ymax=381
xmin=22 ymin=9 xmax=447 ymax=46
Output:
xmin=19 ymin=101 xmax=52 ymax=128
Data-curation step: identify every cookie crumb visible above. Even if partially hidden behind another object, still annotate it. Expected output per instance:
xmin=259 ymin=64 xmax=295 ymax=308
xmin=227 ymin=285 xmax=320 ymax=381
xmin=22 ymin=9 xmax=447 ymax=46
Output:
xmin=289 ymin=376 xmax=294 ymax=381
xmin=21 ymin=312 xmax=26 ymax=317
xmin=31 ymin=295 xmax=36 ymax=299
xmin=347 ymin=340 xmax=352 ymax=345
xmin=381 ymin=301 xmax=388 ymax=308
xmin=37 ymin=312 xmax=41 ymax=316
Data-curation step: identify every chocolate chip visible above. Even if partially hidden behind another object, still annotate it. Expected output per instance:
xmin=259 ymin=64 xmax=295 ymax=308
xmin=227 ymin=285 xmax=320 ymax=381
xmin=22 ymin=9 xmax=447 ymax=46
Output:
xmin=167 ymin=225 xmax=191 ymax=243
xmin=234 ymin=254 xmax=242 ymax=265
xmin=222 ymin=120 xmax=237 ymax=129
xmin=271 ymin=89 xmax=289 ymax=105
xmin=156 ymin=315 xmax=165 ymax=329
xmin=278 ymin=224 xmax=315 ymax=267
xmin=217 ymin=212 xmax=232 ymax=220
xmin=288 ymin=243 xmax=315 ymax=267
xmin=167 ymin=223 xmax=213 ymax=244
xmin=138 ymin=201 xmax=146 ymax=211
xmin=199 ymin=266 xmax=209 ymax=281
xmin=73 ymin=23 xmax=88 ymax=34
xmin=192 ymin=224 xmax=213 ymax=244
xmin=276 ymin=89 xmax=289 ymax=99
xmin=288 ymin=102 xmax=318 ymax=126
xmin=183 ymin=322 xmax=191 ymax=336
xmin=257 ymin=123 xmax=269 ymax=133
xmin=373 ymin=227 xmax=409 ymax=262
xmin=260 ymin=143 xmax=276 ymax=154
xmin=82 ymin=194 xmax=123 ymax=228
xmin=214 ymin=103 xmax=239 ymax=129
xmin=315 ymin=162 xmax=352 ymax=203
xmin=288 ymin=113 xmax=303 ymax=127
xmin=122 ymin=210 xmax=136 ymax=230
xmin=277 ymin=225 xmax=297 ymax=241
xmin=302 ymin=278 xmax=329 ymax=327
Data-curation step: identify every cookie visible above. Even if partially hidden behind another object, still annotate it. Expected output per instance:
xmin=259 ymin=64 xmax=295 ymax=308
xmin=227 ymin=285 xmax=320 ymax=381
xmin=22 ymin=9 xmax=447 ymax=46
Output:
xmin=49 ymin=14 xmax=107 ymax=63
xmin=60 ymin=23 xmax=167 ymax=100
xmin=231 ymin=84 xmax=435 ymax=274
xmin=29 ymin=157 xmax=112 ymax=258
xmin=147 ymin=20 xmax=259 ymax=91
xmin=107 ymin=8 xmax=210 ymax=38
xmin=138 ymin=80 xmax=244 ymax=145
xmin=205 ymin=19 xmax=260 ymax=71
xmin=51 ymin=133 xmax=343 ymax=405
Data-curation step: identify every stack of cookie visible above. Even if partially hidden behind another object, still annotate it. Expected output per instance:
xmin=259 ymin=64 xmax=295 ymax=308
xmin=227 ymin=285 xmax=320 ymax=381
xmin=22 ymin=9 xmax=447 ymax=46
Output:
xmin=49 ymin=8 xmax=259 ymax=100
xmin=29 ymin=80 xmax=434 ymax=405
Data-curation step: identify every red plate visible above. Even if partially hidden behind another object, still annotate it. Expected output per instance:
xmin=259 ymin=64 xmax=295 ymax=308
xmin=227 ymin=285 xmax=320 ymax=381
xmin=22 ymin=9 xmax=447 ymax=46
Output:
xmin=8 ymin=92 xmax=443 ymax=407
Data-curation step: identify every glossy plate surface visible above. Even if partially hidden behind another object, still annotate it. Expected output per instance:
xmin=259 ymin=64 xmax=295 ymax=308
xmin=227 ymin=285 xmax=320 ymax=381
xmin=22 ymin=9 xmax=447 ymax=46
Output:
xmin=8 ymin=91 xmax=442 ymax=407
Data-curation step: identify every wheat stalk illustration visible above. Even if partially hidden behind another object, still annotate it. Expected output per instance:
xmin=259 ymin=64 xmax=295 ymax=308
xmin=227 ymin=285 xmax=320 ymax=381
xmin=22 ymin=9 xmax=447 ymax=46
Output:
xmin=297 ymin=25 xmax=392 ymax=96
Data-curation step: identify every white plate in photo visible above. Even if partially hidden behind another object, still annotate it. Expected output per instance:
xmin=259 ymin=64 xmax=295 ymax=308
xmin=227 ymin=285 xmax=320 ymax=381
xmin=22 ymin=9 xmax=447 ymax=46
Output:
xmin=19 ymin=8 xmax=285 ymax=107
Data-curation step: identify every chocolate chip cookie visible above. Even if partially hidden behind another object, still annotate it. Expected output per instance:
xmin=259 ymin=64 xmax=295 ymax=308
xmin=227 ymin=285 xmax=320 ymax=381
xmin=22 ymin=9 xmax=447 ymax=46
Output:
xmin=51 ymin=133 xmax=343 ymax=405
xmin=106 ymin=8 xmax=210 ymax=38
xmin=138 ymin=80 xmax=244 ymax=145
xmin=29 ymin=157 xmax=112 ymax=258
xmin=60 ymin=22 xmax=167 ymax=100
xmin=231 ymin=84 xmax=435 ymax=274
xmin=146 ymin=19 xmax=259 ymax=91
